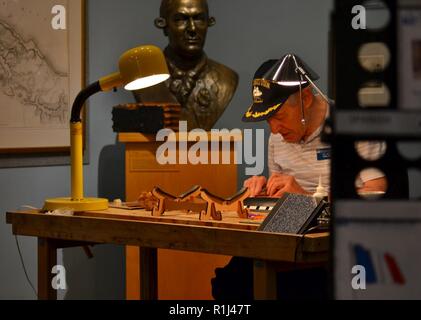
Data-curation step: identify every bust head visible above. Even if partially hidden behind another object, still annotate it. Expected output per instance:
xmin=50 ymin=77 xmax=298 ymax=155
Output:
xmin=137 ymin=0 xmax=238 ymax=131
xmin=155 ymin=0 xmax=216 ymax=60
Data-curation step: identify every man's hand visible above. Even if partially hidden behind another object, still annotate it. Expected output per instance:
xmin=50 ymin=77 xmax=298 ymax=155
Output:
xmin=266 ymin=173 xmax=310 ymax=197
xmin=243 ymin=176 xmax=267 ymax=197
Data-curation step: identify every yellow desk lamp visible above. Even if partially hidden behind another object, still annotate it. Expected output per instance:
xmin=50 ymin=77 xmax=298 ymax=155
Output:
xmin=44 ymin=45 xmax=170 ymax=212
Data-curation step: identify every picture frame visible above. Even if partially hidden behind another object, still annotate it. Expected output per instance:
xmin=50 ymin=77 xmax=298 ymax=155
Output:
xmin=0 ymin=0 xmax=86 ymax=166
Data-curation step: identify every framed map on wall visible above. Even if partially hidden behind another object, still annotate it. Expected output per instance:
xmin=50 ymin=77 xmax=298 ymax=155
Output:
xmin=0 ymin=0 xmax=85 ymax=153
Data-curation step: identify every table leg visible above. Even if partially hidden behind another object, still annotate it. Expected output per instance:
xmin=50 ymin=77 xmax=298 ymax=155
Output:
xmin=140 ymin=247 xmax=158 ymax=300
xmin=38 ymin=238 xmax=57 ymax=300
xmin=126 ymin=246 xmax=140 ymax=300
xmin=253 ymin=260 xmax=277 ymax=300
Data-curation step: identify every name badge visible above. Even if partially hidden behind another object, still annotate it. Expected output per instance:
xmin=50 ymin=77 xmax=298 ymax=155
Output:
xmin=317 ymin=148 xmax=331 ymax=161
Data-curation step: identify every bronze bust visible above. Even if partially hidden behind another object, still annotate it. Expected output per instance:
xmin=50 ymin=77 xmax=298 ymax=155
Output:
xmin=133 ymin=0 xmax=238 ymax=131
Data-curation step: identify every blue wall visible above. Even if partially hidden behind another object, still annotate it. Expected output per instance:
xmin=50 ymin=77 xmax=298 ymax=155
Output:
xmin=0 ymin=0 xmax=333 ymax=299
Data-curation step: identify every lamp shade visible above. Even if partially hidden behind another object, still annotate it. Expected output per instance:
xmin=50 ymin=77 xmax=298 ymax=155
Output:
xmin=263 ymin=54 xmax=319 ymax=86
xmin=120 ymin=45 xmax=170 ymax=90
xmin=99 ymin=45 xmax=170 ymax=92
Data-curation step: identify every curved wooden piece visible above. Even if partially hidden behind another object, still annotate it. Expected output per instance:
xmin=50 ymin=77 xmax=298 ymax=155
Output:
xmin=178 ymin=185 xmax=201 ymax=200
xmin=151 ymin=185 xmax=205 ymax=216
xmin=152 ymin=187 xmax=178 ymax=201
xmin=151 ymin=187 xmax=169 ymax=216
xmin=152 ymin=185 xmax=201 ymax=202
xmin=237 ymin=201 xmax=249 ymax=219
xmin=200 ymin=187 xmax=249 ymax=205
xmin=200 ymin=203 xmax=222 ymax=221
xmin=200 ymin=188 xmax=251 ymax=219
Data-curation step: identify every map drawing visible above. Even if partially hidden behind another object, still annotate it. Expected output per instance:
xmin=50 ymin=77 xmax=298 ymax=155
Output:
xmin=0 ymin=0 xmax=70 ymax=131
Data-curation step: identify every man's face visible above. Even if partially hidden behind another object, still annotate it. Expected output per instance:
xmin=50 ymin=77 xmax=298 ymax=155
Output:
xmin=165 ymin=0 xmax=209 ymax=58
xmin=267 ymin=93 xmax=306 ymax=143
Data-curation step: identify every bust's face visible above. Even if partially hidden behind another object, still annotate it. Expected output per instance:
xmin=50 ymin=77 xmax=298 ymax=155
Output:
xmin=165 ymin=0 xmax=209 ymax=58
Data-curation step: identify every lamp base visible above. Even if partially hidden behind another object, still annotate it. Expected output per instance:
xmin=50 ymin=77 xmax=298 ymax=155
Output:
xmin=43 ymin=197 xmax=109 ymax=212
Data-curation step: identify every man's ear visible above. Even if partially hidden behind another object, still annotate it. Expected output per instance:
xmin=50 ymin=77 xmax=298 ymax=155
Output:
xmin=155 ymin=17 xmax=168 ymax=35
xmin=208 ymin=16 xmax=216 ymax=27
xmin=302 ymin=87 xmax=314 ymax=109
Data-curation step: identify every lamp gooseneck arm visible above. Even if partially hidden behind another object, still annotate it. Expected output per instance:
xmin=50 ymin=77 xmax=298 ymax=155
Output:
xmin=69 ymin=81 xmax=101 ymax=202
xmin=70 ymin=81 xmax=102 ymax=123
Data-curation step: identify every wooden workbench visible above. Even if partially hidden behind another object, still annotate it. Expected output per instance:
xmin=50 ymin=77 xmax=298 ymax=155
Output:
xmin=6 ymin=208 xmax=329 ymax=300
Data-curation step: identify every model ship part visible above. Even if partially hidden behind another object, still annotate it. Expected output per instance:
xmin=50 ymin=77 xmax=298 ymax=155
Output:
xmin=199 ymin=187 xmax=250 ymax=221
xmin=108 ymin=193 xmax=160 ymax=211
xmin=152 ymin=185 xmax=202 ymax=201
xmin=136 ymin=192 xmax=160 ymax=211
xmin=207 ymin=202 xmax=222 ymax=221
xmin=151 ymin=185 xmax=205 ymax=216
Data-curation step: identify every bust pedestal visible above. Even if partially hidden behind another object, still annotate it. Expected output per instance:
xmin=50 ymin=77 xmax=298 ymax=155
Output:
xmin=119 ymin=132 xmax=240 ymax=299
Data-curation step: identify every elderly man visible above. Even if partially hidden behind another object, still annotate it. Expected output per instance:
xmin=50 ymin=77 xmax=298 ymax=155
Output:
xmin=243 ymin=57 xmax=387 ymax=198
xmin=212 ymin=56 xmax=387 ymax=300
xmin=135 ymin=0 xmax=238 ymax=131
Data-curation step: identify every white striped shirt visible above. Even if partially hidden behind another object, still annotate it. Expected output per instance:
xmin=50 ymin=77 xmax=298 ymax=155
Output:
xmin=268 ymin=127 xmax=385 ymax=194
xmin=268 ymin=125 xmax=331 ymax=193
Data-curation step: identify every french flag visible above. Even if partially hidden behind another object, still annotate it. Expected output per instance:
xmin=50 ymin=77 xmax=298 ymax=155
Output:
xmin=353 ymin=244 xmax=406 ymax=285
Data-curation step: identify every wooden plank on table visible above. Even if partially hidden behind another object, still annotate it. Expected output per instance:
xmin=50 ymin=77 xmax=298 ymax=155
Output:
xmin=6 ymin=211 xmax=328 ymax=263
